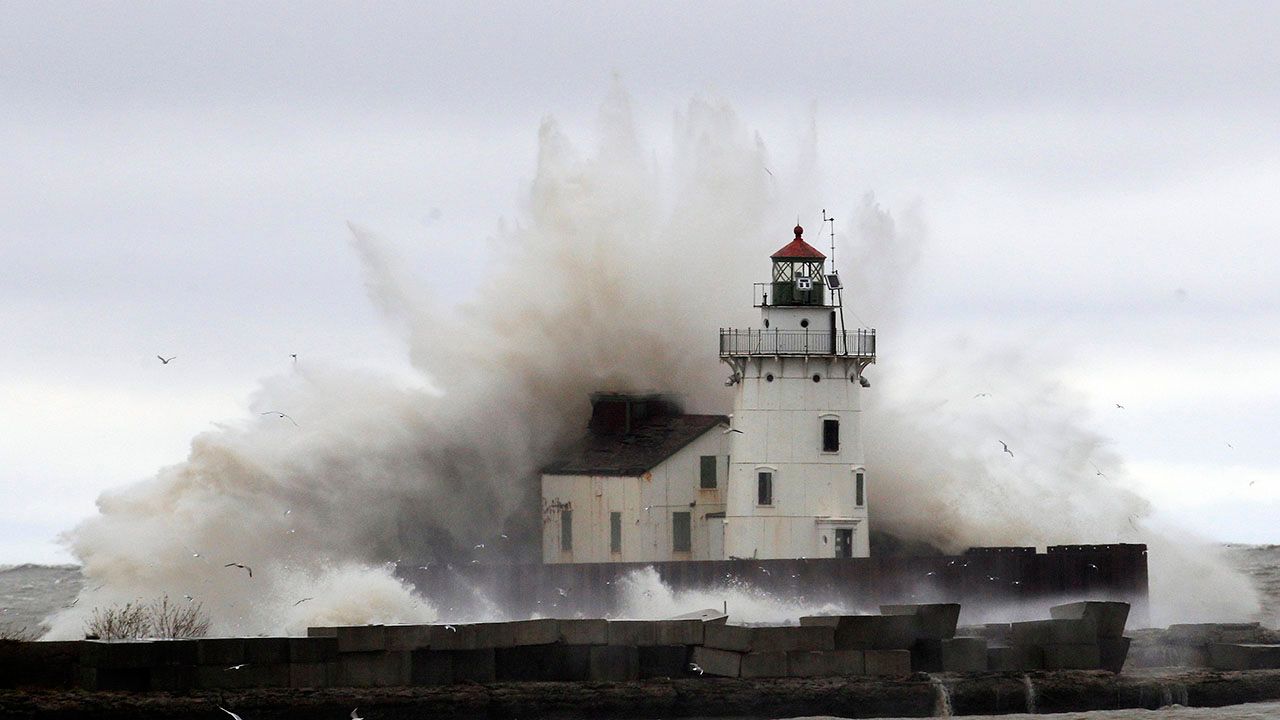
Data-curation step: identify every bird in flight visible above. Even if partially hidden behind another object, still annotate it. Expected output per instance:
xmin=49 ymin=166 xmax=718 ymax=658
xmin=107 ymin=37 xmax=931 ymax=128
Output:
xmin=688 ymin=662 xmax=704 ymax=675
xmin=1115 ymin=403 xmax=1125 ymax=409
xmin=224 ymin=562 xmax=253 ymax=578
xmin=1090 ymin=462 xmax=1106 ymax=478
xmin=293 ymin=597 xmax=313 ymax=606
xmin=973 ymin=393 xmax=991 ymax=398
xmin=351 ymin=710 xmax=364 ymax=720
xmin=999 ymin=441 xmax=1014 ymax=458
xmin=225 ymin=664 xmax=248 ymax=671
xmin=723 ymin=427 xmax=744 ymax=434
xmin=219 ymin=707 xmax=244 ymax=720
xmin=260 ymin=411 xmax=298 ymax=427
xmin=157 ymin=355 xmax=176 ymax=364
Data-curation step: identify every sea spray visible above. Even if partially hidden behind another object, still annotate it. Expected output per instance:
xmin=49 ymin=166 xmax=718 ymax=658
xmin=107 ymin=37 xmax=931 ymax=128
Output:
xmin=45 ymin=86 xmax=1260 ymax=637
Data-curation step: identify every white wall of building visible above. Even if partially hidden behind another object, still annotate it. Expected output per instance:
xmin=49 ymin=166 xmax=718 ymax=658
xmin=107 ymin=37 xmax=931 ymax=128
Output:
xmin=541 ymin=428 xmax=728 ymax=564
xmin=724 ymin=354 xmax=870 ymax=560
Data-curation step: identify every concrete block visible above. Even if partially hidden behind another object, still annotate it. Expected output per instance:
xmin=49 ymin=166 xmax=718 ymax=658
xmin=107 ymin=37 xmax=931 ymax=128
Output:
xmin=690 ymin=646 xmax=740 ymax=678
xmin=1210 ymin=643 xmax=1280 ymax=670
xmin=1100 ymin=637 xmax=1132 ymax=673
xmin=787 ymin=650 xmax=864 ymax=677
xmin=196 ymin=638 xmax=245 ymax=666
xmin=384 ymin=624 xmax=433 ymax=651
xmin=750 ymin=626 xmax=835 ymax=652
xmin=410 ymin=649 xmax=453 ymax=685
xmin=336 ymin=651 xmax=410 ymax=687
xmin=559 ymin=619 xmax=609 ymax=645
xmin=881 ymin=603 xmax=961 ymax=640
xmin=1010 ymin=618 xmax=1099 ymax=646
xmin=289 ymin=662 xmax=335 ymax=688
xmin=864 ymin=649 xmax=912 ymax=676
xmin=986 ymin=645 xmax=1044 ymax=671
xmin=512 ymin=619 xmax=561 ymax=646
xmin=589 ymin=645 xmax=639 ymax=681
xmin=153 ymin=639 xmax=199 ymax=665
xmin=910 ymin=639 xmax=944 ymax=672
xmin=472 ymin=622 xmax=517 ymax=648
xmin=1050 ymin=601 xmax=1130 ymax=639
xmin=669 ymin=608 xmax=729 ymax=624
xmin=196 ymin=663 xmax=291 ymax=689
xmin=430 ymin=623 xmax=478 ymax=650
xmin=0 ymin=640 xmax=79 ymax=688
xmin=495 ymin=644 xmax=591 ymax=681
xmin=704 ymin=623 xmax=753 ymax=652
xmin=638 ymin=645 xmax=691 ymax=679
xmin=335 ymin=624 xmax=386 ymax=653
xmin=1043 ymin=644 xmax=1103 ymax=670
xmin=941 ymin=638 xmax=988 ymax=672
xmin=243 ymin=637 xmax=291 ymax=664
xmin=451 ymin=648 xmax=496 ymax=683
xmin=740 ymin=651 xmax=788 ymax=678
xmin=149 ymin=665 xmax=196 ymax=692
xmin=802 ymin=614 xmax=917 ymax=650
xmin=78 ymin=667 xmax=150 ymax=691
xmin=654 ymin=619 xmax=705 ymax=645
xmin=290 ymin=636 xmax=339 ymax=663
xmin=307 ymin=626 xmax=338 ymax=637
xmin=81 ymin=640 xmax=160 ymax=669
xmin=608 ymin=620 xmax=658 ymax=646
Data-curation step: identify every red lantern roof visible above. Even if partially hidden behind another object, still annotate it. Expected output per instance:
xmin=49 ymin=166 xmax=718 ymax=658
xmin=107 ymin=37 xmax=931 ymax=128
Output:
xmin=771 ymin=225 xmax=826 ymax=260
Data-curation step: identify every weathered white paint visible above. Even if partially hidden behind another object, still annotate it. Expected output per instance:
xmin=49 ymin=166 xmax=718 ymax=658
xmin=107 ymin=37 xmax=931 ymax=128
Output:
xmin=541 ymin=427 xmax=728 ymax=564
xmin=722 ymin=354 xmax=870 ymax=559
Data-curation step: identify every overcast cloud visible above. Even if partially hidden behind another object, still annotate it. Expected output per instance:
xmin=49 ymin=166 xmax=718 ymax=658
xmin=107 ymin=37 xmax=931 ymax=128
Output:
xmin=2 ymin=2 xmax=1278 ymax=563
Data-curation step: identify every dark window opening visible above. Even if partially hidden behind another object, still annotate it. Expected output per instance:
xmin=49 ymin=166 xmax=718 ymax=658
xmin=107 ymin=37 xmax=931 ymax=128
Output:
xmin=823 ymin=418 xmax=840 ymax=452
xmin=560 ymin=510 xmax=573 ymax=551
xmin=800 ymin=318 xmax=809 ymax=328
xmin=856 ymin=472 xmax=865 ymax=506
xmin=766 ymin=373 xmax=774 ymax=382
xmin=610 ymin=512 xmax=622 ymax=553
xmin=812 ymin=374 xmax=821 ymax=383
xmin=757 ymin=471 xmax=773 ymax=505
xmin=835 ymin=528 xmax=853 ymax=558
xmin=700 ymin=455 xmax=717 ymax=489
xmin=672 ymin=512 xmax=691 ymax=552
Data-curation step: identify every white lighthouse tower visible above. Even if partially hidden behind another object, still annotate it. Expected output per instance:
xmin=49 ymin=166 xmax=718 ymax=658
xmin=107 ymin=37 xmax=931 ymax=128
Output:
xmin=718 ymin=224 xmax=876 ymax=559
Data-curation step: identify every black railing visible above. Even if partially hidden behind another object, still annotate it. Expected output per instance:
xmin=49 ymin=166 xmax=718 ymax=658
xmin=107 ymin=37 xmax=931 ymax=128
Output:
xmin=719 ymin=328 xmax=876 ymax=357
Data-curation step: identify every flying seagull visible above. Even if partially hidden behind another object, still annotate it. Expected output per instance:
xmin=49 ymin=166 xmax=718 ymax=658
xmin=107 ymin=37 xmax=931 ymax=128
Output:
xmin=351 ymin=709 xmax=364 ymax=720
xmin=973 ymin=392 xmax=991 ymax=398
xmin=219 ymin=707 xmax=244 ymax=720
xmin=293 ymin=597 xmax=313 ymax=606
xmin=688 ymin=662 xmax=704 ymax=675
xmin=157 ymin=355 xmax=176 ymax=364
xmin=723 ymin=427 xmax=744 ymax=435
xmin=224 ymin=562 xmax=253 ymax=578
xmin=260 ymin=411 xmax=299 ymax=427
xmin=1115 ymin=403 xmax=1125 ymax=409
xmin=226 ymin=664 xmax=248 ymax=671
xmin=999 ymin=441 xmax=1014 ymax=458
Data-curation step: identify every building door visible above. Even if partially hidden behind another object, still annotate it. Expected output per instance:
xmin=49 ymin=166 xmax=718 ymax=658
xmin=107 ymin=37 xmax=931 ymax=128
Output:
xmin=834 ymin=528 xmax=853 ymax=558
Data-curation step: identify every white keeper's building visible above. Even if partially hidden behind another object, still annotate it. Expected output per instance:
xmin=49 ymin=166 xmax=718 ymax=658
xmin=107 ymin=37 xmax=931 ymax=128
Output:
xmin=541 ymin=225 xmax=877 ymax=564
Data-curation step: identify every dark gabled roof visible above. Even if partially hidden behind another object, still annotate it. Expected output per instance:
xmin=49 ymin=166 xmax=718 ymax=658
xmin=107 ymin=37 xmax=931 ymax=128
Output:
xmin=543 ymin=414 xmax=728 ymax=477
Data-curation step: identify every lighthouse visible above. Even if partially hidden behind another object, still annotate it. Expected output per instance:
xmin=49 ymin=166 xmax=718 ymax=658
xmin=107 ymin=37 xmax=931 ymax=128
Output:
xmin=718 ymin=225 xmax=876 ymax=559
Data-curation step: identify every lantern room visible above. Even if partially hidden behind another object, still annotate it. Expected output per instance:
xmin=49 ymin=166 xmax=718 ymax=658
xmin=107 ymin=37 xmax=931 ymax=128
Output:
xmin=768 ymin=225 xmax=827 ymax=306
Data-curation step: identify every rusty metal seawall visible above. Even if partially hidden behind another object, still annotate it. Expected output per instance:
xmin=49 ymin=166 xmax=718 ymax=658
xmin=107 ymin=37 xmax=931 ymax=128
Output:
xmin=398 ymin=543 xmax=1148 ymax=627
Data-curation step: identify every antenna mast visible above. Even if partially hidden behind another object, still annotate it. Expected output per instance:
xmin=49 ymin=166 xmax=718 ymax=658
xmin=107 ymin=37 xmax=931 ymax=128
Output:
xmin=823 ymin=208 xmax=849 ymax=355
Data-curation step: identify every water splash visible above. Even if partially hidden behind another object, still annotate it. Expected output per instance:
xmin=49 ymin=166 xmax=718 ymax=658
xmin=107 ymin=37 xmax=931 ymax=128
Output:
xmin=44 ymin=85 xmax=1260 ymax=637
xmin=928 ymin=673 xmax=954 ymax=717
xmin=1023 ymin=673 xmax=1038 ymax=713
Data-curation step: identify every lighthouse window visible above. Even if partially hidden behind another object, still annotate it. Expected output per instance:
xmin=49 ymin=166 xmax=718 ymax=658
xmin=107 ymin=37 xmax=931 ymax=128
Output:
xmin=822 ymin=419 xmax=840 ymax=452
xmin=812 ymin=374 xmax=821 ymax=383
xmin=672 ymin=512 xmax=691 ymax=552
xmin=757 ymin=471 xmax=773 ymax=506
xmin=560 ymin=510 xmax=573 ymax=551
xmin=610 ymin=512 xmax=622 ymax=554
xmin=855 ymin=472 xmax=865 ymax=507
xmin=765 ymin=373 xmax=774 ymax=382
xmin=700 ymin=455 xmax=717 ymax=489
xmin=800 ymin=318 xmax=809 ymax=328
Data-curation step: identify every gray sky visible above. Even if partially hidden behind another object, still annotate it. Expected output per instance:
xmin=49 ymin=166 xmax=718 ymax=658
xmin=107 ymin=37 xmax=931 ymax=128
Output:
xmin=2 ymin=1 xmax=1278 ymax=563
